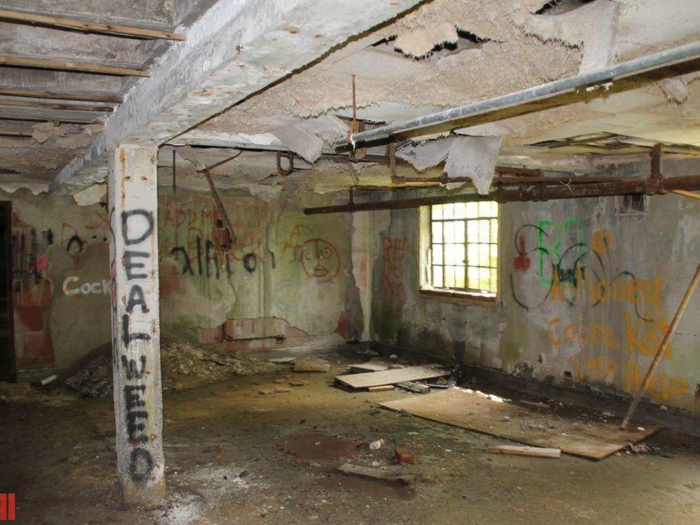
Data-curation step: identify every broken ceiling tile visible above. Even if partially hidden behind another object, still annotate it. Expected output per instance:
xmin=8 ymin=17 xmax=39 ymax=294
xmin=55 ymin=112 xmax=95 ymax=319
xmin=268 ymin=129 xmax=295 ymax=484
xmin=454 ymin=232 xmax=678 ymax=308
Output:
xmin=445 ymin=135 xmax=502 ymax=195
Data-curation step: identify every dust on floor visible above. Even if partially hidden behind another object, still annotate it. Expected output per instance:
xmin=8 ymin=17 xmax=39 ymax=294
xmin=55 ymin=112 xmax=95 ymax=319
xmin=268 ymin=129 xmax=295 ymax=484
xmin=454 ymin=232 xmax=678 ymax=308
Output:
xmin=2 ymin=350 xmax=700 ymax=524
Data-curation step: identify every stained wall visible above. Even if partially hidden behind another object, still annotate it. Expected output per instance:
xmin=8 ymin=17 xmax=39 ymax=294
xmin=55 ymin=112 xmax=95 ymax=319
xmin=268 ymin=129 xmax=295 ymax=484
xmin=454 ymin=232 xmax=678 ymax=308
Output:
xmin=370 ymin=192 xmax=700 ymax=411
xmin=1 ymin=187 xmax=363 ymax=378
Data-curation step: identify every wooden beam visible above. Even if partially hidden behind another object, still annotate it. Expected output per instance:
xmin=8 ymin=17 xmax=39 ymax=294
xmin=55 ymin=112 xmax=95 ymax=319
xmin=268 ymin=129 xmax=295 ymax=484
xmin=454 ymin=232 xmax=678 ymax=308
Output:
xmin=0 ymin=56 xmax=149 ymax=77
xmin=0 ymin=99 xmax=114 ymax=112
xmin=0 ymin=88 xmax=123 ymax=103
xmin=672 ymin=189 xmax=700 ymax=201
xmin=0 ymin=114 xmax=96 ymax=124
xmin=0 ymin=9 xmax=185 ymax=40
xmin=0 ymin=130 xmax=32 ymax=137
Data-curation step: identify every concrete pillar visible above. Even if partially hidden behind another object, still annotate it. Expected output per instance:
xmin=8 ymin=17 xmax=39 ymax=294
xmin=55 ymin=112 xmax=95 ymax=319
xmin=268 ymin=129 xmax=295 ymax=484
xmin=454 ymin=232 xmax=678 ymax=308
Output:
xmin=108 ymin=144 xmax=165 ymax=504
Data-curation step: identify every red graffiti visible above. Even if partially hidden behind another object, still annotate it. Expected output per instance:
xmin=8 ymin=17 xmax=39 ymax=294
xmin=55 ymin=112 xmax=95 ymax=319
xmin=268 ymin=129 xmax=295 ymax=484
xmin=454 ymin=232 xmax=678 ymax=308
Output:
xmin=382 ymin=237 xmax=410 ymax=296
xmin=513 ymin=235 xmax=531 ymax=271
xmin=301 ymin=238 xmax=340 ymax=283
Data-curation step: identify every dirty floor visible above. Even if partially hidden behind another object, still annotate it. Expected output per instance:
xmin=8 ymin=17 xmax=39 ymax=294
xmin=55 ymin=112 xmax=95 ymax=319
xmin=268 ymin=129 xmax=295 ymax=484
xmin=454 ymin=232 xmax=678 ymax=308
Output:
xmin=2 ymin=352 xmax=700 ymax=524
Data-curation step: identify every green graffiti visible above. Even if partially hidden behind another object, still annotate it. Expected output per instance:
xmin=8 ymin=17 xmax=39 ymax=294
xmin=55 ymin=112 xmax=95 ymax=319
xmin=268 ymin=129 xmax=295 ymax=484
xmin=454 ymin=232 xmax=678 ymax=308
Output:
xmin=537 ymin=217 xmax=585 ymax=285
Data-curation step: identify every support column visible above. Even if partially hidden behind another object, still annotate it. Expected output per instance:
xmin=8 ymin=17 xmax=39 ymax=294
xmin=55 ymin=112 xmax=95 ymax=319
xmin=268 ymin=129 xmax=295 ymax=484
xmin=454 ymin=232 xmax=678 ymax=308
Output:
xmin=108 ymin=144 xmax=165 ymax=504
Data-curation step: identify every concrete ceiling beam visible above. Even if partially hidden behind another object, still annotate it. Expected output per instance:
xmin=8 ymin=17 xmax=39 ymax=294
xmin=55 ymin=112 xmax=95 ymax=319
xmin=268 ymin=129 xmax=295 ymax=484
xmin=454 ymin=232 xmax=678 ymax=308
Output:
xmin=49 ymin=0 xmax=425 ymax=194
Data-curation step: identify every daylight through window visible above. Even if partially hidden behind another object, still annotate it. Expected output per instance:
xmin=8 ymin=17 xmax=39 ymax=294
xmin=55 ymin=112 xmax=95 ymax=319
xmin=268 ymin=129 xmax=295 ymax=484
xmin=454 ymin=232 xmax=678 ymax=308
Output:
xmin=429 ymin=201 xmax=498 ymax=296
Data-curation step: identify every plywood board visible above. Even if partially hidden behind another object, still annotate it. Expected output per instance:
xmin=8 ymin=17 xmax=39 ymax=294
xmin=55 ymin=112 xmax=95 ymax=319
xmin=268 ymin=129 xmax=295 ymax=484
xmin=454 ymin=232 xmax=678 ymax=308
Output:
xmin=336 ymin=366 xmax=449 ymax=389
xmin=349 ymin=361 xmax=391 ymax=372
xmin=381 ymin=388 xmax=661 ymax=460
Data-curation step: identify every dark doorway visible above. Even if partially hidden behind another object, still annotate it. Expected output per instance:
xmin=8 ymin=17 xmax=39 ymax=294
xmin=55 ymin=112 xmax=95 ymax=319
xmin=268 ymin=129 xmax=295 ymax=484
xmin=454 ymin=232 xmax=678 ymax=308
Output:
xmin=0 ymin=202 xmax=16 ymax=381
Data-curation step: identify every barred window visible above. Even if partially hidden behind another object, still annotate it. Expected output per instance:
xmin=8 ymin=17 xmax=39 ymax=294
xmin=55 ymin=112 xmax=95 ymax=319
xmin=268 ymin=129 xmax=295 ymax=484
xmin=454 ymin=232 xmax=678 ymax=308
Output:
xmin=429 ymin=201 xmax=498 ymax=296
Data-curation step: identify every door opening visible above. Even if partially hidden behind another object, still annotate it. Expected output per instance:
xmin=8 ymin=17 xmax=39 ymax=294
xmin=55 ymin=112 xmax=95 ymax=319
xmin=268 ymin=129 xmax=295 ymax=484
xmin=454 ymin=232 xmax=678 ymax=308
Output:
xmin=0 ymin=202 xmax=16 ymax=381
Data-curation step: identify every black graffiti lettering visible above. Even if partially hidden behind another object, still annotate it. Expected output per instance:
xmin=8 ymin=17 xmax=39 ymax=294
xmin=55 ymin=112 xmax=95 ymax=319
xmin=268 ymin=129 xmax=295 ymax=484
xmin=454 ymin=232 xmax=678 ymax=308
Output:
xmin=129 ymin=448 xmax=154 ymax=483
xmin=243 ymin=253 xmax=257 ymax=273
xmin=121 ymin=355 xmax=147 ymax=380
xmin=124 ymin=251 xmax=149 ymax=279
xmin=196 ymin=236 xmax=203 ymax=276
xmin=122 ymin=314 xmax=151 ymax=347
xmin=205 ymin=239 xmax=219 ymax=278
xmin=66 ymin=234 xmax=83 ymax=254
xmin=124 ymin=384 xmax=146 ymax=411
xmin=171 ymin=247 xmax=193 ymax=275
xmin=122 ymin=209 xmax=154 ymax=246
xmin=126 ymin=410 xmax=149 ymax=444
xmin=126 ymin=284 xmax=149 ymax=314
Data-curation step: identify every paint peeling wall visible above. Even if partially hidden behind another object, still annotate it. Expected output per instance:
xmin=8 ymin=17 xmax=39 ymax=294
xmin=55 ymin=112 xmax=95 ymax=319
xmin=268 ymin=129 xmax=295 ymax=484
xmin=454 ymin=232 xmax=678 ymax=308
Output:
xmin=158 ymin=188 xmax=363 ymax=353
xmin=370 ymin=192 xmax=700 ymax=412
xmin=2 ymin=187 xmax=362 ymax=378
xmin=0 ymin=189 xmax=111 ymax=377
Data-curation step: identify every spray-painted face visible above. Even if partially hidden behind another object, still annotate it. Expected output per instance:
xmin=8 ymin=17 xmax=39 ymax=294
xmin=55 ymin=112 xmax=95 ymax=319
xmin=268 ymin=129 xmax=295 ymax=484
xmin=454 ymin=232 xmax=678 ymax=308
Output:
xmin=301 ymin=238 xmax=340 ymax=283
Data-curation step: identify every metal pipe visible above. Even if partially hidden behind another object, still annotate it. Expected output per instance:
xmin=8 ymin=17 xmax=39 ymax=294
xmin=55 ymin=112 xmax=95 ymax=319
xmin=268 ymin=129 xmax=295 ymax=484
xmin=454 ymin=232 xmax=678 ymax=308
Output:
xmin=620 ymin=264 xmax=700 ymax=430
xmin=303 ymin=174 xmax=700 ymax=214
xmin=337 ymin=41 xmax=700 ymax=148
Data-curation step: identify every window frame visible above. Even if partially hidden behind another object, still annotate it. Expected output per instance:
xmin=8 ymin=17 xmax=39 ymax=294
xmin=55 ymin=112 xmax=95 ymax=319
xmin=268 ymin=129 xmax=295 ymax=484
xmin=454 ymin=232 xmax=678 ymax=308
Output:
xmin=418 ymin=202 xmax=500 ymax=305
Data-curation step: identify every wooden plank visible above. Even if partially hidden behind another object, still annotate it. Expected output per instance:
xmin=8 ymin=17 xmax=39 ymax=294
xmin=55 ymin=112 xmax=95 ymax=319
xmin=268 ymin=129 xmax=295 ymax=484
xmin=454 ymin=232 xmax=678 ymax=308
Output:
xmin=0 ymin=129 xmax=32 ymax=137
xmin=396 ymin=381 xmax=430 ymax=394
xmin=337 ymin=463 xmax=416 ymax=484
xmin=367 ymin=385 xmax=394 ymax=392
xmin=0 ymin=114 xmax=95 ymax=124
xmin=349 ymin=361 xmax=391 ymax=373
xmin=380 ymin=388 xmax=661 ymax=460
xmin=336 ymin=365 xmax=449 ymax=389
xmin=488 ymin=445 xmax=561 ymax=458
xmin=0 ymin=99 xmax=114 ymax=112
xmin=0 ymin=88 xmax=123 ymax=103
xmin=0 ymin=56 xmax=149 ymax=77
xmin=0 ymin=9 xmax=185 ymax=40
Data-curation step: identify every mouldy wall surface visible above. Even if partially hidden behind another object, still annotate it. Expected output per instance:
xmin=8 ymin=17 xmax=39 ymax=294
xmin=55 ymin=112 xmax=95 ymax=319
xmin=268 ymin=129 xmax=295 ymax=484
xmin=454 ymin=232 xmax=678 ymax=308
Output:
xmin=370 ymin=191 xmax=700 ymax=412
xmin=158 ymin=188 xmax=363 ymax=353
xmin=2 ymin=187 xmax=363 ymax=377
xmin=0 ymin=189 xmax=111 ymax=377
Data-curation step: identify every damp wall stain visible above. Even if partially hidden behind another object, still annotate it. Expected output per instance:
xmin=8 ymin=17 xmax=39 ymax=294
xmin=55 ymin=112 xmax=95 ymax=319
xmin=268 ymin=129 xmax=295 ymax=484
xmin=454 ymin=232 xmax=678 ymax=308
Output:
xmin=369 ymin=193 xmax=700 ymax=411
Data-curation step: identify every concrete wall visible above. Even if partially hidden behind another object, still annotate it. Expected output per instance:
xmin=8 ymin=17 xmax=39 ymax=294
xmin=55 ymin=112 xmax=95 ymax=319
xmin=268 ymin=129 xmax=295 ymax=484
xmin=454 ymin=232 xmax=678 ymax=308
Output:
xmin=370 ymin=192 xmax=700 ymax=411
xmin=158 ymin=188 xmax=363 ymax=353
xmin=0 ymin=189 xmax=111 ymax=376
xmin=1 ymin=187 xmax=363 ymax=377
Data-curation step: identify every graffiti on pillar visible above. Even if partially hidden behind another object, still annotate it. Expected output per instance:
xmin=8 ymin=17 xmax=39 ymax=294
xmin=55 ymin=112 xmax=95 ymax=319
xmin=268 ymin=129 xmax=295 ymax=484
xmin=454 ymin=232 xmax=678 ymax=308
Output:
xmin=111 ymin=206 xmax=156 ymax=484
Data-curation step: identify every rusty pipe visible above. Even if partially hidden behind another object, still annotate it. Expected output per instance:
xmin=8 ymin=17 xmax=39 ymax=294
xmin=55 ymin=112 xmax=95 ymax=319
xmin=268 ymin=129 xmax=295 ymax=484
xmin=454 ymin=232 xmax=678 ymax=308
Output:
xmin=304 ymin=174 xmax=700 ymax=214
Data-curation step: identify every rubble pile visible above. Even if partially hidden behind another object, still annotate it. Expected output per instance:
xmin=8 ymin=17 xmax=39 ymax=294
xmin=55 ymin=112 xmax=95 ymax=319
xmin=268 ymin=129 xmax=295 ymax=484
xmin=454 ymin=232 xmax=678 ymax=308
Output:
xmin=161 ymin=341 xmax=278 ymax=391
xmin=65 ymin=354 xmax=112 ymax=398
xmin=65 ymin=341 xmax=280 ymax=397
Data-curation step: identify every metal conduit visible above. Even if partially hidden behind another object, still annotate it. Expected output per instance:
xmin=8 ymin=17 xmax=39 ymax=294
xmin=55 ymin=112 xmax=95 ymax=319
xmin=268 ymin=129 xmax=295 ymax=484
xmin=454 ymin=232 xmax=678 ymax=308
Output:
xmin=335 ymin=41 xmax=700 ymax=148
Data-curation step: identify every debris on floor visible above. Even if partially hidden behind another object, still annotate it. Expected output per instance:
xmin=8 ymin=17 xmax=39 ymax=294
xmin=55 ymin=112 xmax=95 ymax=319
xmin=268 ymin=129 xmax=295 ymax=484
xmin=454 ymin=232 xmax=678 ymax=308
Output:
xmin=381 ymin=387 xmax=661 ymax=460
xmin=336 ymin=365 xmax=449 ymax=390
xmin=0 ymin=381 xmax=32 ymax=401
xmin=293 ymin=357 xmax=331 ymax=373
xmin=277 ymin=431 xmax=362 ymax=462
xmin=65 ymin=353 xmax=112 ymax=398
xmin=396 ymin=381 xmax=431 ymax=394
xmin=65 ymin=340 xmax=280 ymax=397
xmin=394 ymin=446 xmax=415 ymax=464
xmin=487 ymin=445 xmax=561 ymax=458
xmin=337 ymin=463 xmax=417 ymax=485
xmin=258 ymin=387 xmax=292 ymax=396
